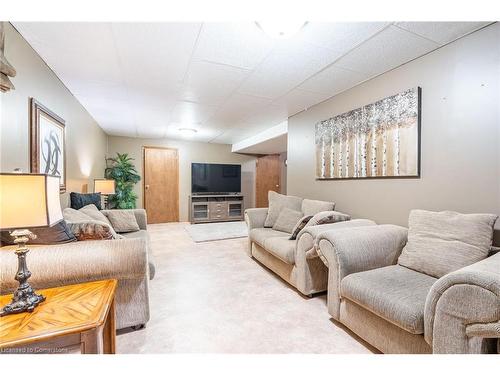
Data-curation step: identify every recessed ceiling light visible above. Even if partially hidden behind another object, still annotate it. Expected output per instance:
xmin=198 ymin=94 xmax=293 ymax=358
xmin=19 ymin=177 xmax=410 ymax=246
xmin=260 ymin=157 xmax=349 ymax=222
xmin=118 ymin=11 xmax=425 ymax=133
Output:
xmin=255 ymin=21 xmax=307 ymax=39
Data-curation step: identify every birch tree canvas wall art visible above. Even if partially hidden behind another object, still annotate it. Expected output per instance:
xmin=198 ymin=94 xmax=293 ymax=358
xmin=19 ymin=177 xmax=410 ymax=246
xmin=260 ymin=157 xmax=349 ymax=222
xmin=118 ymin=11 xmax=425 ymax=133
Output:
xmin=315 ymin=87 xmax=421 ymax=180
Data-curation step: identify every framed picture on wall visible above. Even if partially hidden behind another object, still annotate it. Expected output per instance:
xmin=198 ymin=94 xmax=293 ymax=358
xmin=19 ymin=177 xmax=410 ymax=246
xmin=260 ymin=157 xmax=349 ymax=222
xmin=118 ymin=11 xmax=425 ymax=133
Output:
xmin=30 ymin=98 xmax=66 ymax=192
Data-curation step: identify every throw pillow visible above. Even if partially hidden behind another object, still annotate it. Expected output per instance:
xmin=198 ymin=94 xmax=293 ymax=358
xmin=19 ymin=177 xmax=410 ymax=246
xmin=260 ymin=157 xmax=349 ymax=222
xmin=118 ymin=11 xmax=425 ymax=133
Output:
xmin=105 ymin=210 xmax=140 ymax=233
xmin=264 ymin=191 xmax=303 ymax=228
xmin=67 ymin=221 xmax=114 ymax=241
xmin=398 ymin=209 xmax=498 ymax=278
xmin=79 ymin=204 xmax=112 ymax=226
xmin=63 ymin=207 xmax=93 ymax=222
xmin=272 ymin=208 xmax=305 ymax=234
xmin=70 ymin=192 xmax=102 ymax=210
xmin=301 ymin=199 xmax=335 ymax=216
xmin=306 ymin=211 xmax=351 ymax=227
xmin=0 ymin=220 xmax=77 ymax=246
xmin=289 ymin=215 xmax=313 ymax=240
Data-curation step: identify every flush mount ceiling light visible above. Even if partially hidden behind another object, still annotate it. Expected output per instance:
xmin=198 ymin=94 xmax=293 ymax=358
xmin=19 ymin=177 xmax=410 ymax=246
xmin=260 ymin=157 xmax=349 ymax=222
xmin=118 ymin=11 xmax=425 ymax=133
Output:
xmin=255 ymin=21 xmax=307 ymax=39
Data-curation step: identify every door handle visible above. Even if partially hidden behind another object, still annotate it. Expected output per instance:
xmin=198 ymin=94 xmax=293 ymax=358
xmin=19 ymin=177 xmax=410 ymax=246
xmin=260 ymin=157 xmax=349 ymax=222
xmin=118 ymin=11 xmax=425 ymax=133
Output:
xmin=145 ymin=185 xmax=150 ymax=190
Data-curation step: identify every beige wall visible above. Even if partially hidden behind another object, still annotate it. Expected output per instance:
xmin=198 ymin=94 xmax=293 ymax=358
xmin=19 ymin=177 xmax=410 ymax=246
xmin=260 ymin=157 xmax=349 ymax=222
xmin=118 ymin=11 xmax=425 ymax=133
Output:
xmin=107 ymin=136 xmax=256 ymax=221
xmin=288 ymin=23 xmax=500 ymax=231
xmin=0 ymin=23 xmax=107 ymax=207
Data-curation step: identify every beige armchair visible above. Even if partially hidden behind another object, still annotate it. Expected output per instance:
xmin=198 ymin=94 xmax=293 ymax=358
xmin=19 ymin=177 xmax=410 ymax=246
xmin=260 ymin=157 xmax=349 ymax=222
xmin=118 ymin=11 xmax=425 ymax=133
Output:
xmin=317 ymin=225 xmax=500 ymax=354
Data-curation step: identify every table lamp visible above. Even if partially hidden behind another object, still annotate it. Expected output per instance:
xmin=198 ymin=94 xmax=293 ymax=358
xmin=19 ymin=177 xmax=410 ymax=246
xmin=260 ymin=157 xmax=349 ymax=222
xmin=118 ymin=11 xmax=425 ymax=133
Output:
xmin=94 ymin=179 xmax=115 ymax=209
xmin=0 ymin=173 xmax=63 ymax=316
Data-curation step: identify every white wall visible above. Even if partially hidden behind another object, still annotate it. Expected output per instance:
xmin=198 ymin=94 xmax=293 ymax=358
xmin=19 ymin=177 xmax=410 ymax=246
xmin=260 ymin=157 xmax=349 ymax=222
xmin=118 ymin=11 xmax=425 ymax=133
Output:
xmin=107 ymin=136 xmax=257 ymax=222
xmin=0 ymin=23 xmax=107 ymax=207
xmin=287 ymin=24 xmax=500 ymax=236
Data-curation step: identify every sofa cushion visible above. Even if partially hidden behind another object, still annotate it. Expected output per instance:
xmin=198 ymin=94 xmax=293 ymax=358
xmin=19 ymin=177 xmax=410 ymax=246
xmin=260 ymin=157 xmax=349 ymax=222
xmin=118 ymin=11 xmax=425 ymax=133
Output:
xmin=263 ymin=191 xmax=303 ymax=228
xmin=341 ymin=265 xmax=436 ymax=334
xmin=105 ymin=210 xmax=141 ymax=233
xmin=70 ymin=192 xmax=102 ymax=210
xmin=249 ymin=228 xmax=289 ymax=248
xmin=263 ymin=236 xmax=296 ymax=264
xmin=301 ymin=199 xmax=335 ymax=216
xmin=272 ymin=208 xmax=304 ymax=234
xmin=398 ymin=210 xmax=498 ymax=278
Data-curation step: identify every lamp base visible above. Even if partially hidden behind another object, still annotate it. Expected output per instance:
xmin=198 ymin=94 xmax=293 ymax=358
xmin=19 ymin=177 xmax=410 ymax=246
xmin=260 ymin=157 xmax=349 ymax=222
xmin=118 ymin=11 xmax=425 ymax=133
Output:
xmin=0 ymin=229 xmax=46 ymax=317
xmin=0 ymin=283 xmax=45 ymax=316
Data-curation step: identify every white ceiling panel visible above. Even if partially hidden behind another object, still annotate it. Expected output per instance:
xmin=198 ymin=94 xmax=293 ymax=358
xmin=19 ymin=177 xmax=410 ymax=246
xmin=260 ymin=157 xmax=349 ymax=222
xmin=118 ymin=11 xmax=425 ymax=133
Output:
xmin=193 ymin=22 xmax=275 ymax=69
xmin=210 ymin=93 xmax=273 ymax=124
xmin=335 ymin=25 xmax=440 ymax=75
xmin=111 ymin=23 xmax=201 ymax=86
xmin=170 ymin=101 xmax=218 ymax=124
xmin=299 ymin=22 xmax=391 ymax=52
xmin=272 ymin=89 xmax=331 ymax=115
xmin=298 ymin=65 xmax=371 ymax=95
xmin=181 ymin=61 xmax=251 ymax=105
xmin=237 ymin=41 xmax=341 ymax=99
xmin=395 ymin=22 xmax=490 ymax=44
xmin=13 ymin=22 xmax=491 ymax=144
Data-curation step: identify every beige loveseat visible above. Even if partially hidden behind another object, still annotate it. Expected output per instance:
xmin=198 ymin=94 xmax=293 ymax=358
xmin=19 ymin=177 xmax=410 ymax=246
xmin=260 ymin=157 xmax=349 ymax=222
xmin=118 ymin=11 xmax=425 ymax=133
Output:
xmin=245 ymin=193 xmax=376 ymax=296
xmin=0 ymin=209 xmax=153 ymax=330
xmin=317 ymin=210 xmax=500 ymax=354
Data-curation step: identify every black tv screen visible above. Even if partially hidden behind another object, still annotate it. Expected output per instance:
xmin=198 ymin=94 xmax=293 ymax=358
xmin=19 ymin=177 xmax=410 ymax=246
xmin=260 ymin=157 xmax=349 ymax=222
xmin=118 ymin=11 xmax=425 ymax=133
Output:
xmin=192 ymin=163 xmax=241 ymax=194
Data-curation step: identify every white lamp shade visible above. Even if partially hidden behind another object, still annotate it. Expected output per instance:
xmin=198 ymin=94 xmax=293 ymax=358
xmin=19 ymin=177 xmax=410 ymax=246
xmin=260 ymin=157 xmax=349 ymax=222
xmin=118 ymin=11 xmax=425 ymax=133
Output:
xmin=0 ymin=173 xmax=63 ymax=230
xmin=94 ymin=179 xmax=115 ymax=195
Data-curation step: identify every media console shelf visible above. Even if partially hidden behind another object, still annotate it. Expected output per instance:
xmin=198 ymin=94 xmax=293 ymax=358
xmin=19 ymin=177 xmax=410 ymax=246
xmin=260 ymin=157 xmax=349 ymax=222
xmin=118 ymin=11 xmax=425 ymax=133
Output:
xmin=189 ymin=194 xmax=244 ymax=224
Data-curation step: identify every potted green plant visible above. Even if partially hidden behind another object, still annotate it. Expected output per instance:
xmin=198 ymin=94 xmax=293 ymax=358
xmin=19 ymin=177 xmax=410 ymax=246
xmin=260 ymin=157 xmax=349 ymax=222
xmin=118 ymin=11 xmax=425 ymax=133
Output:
xmin=104 ymin=153 xmax=141 ymax=209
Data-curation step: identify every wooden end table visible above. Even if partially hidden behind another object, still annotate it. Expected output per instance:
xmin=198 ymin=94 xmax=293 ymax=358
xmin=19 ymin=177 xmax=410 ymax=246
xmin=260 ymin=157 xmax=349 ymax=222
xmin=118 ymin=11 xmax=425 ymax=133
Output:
xmin=0 ymin=279 xmax=117 ymax=354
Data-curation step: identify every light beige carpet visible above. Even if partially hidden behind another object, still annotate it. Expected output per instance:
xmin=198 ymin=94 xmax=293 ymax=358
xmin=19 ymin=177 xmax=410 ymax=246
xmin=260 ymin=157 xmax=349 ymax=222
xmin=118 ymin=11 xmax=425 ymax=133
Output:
xmin=116 ymin=222 xmax=374 ymax=353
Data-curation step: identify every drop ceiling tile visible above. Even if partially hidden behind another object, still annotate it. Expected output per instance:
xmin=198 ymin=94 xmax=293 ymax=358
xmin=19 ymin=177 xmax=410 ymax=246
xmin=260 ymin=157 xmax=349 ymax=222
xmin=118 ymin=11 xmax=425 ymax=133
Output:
xmin=298 ymin=65 xmax=371 ymax=95
xmin=237 ymin=41 xmax=341 ymax=99
xmin=170 ymin=101 xmax=218 ymax=124
xmin=193 ymin=22 xmax=275 ymax=69
xmin=210 ymin=93 xmax=273 ymax=124
xmin=209 ymin=128 xmax=259 ymax=144
xmin=243 ymin=105 xmax=288 ymax=127
xmin=15 ymin=22 xmax=123 ymax=83
xmin=335 ymin=25 xmax=439 ymax=76
xmin=299 ymin=22 xmax=391 ymax=52
xmin=111 ymin=23 xmax=201 ymax=86
xmin=181 ymin=61 xmax=251 ymax=105
xmin=164 ymin=125 xmax=225 ymax=143
xmin=395 ymin=22 xmax=490 ymax=44
xmin=272 ymin=89 xmax=331 ymax=116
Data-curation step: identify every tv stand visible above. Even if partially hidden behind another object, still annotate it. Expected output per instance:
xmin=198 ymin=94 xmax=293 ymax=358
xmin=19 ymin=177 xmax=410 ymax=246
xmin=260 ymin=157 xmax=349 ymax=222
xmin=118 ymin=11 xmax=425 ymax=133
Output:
xmin=189 ymin=194 xmax=244 ymax=224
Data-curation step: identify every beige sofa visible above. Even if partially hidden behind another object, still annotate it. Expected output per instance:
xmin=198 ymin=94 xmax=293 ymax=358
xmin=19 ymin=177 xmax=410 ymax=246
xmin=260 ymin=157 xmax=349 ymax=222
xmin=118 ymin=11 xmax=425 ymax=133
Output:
xmin=0 ymin=209 xmax=153 ymax=330
xmin=317 ymin=212 xmax=500 ymax=354
xmin=245 ymin=195 xmax=376 ymax=296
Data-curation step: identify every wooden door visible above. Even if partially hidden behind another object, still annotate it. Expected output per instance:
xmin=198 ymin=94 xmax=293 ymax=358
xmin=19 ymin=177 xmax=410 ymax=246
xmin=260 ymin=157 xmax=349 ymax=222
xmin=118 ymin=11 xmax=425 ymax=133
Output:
xmin=255 ymin=154 xmax=281 ymax=208
xmin=143 ymin=147 xmax=179 ymax=223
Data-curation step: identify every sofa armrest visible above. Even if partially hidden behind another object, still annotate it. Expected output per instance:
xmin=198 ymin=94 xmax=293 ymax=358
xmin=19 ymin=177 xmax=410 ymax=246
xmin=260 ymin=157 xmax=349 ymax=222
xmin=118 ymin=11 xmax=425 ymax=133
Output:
xmin=0 ymin=238 xmax=148 ymax=294
xmin=424 ymin=252 xmax=500 ymax=353
xmin=296 ymin=219 xmax=377 ymax=259
xmin=316 ymin=224 xmax=407 ymax=319
xmin=245 ymin=208 xmax=268 ymax=230
xmin=102 ymin=208 xmax=148 ymax=230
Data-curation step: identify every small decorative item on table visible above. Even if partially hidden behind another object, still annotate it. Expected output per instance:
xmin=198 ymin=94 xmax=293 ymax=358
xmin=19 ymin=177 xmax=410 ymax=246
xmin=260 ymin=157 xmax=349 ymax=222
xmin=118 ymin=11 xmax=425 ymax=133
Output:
xmin=0 ymin=280 xmax=117 ymax=354
xmin=0 ymin=173 xmax=62 ymax=316
xmin=94 ymin=179 xmax=116 ymax=209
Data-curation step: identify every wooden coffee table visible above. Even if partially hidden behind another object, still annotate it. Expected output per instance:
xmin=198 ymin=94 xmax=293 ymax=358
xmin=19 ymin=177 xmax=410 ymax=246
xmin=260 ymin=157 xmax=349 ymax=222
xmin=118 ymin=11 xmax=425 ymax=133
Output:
xmin=0 ymin=279 xmax=117 ymax=354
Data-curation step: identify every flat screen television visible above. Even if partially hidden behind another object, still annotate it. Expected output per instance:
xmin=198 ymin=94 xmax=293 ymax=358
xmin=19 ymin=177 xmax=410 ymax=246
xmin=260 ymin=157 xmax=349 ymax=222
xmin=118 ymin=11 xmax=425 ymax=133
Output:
xmin=191 ymin=163 xmax=241 ymax=194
